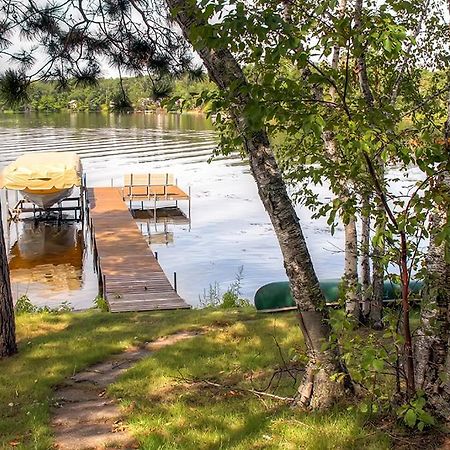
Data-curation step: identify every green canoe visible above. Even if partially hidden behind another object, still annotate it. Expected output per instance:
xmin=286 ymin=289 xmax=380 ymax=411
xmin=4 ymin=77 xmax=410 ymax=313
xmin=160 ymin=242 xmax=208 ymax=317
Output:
xmin=254 ymin=279 xmax=423 ymax=312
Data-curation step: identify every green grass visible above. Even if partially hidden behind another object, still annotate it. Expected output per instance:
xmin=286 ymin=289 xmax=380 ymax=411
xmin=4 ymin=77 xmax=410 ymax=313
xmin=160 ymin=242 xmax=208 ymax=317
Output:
xmin=0 ymin=309 xmax=391 ymax=449
xmin=111 ymin=316 xmax=391 ymax=449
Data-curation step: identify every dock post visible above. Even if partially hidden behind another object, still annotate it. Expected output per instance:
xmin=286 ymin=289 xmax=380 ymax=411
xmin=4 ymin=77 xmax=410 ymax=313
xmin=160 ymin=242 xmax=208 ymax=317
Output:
xmin=97 ymin=256 xmax=103 ymax=295
xmin=155 ymin=251 xmax=158 ymax=260
xmin=188 ymin=186 xmax=192 ymax=231
xmin=15 ymin=190 xmax=19 ymax=221
xmin=97 ymin=255 xmax=102 ymax=291
xmin=80 ymin=176 xmax=85 ymax=222
xmin=173 ymin=272 xmax=177 ymax=292
xmin=5 ymin=189 xmax=9 ymax=220
xmin=83 ymin=173 xmax=88 ymax=218
xmin=102 ymin=273 xmax=107 ymax=300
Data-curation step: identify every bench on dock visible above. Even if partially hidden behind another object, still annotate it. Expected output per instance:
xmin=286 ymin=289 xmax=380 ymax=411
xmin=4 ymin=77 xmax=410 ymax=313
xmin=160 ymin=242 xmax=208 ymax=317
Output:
xmin=123 ymin=173 xmax=190 ymax=202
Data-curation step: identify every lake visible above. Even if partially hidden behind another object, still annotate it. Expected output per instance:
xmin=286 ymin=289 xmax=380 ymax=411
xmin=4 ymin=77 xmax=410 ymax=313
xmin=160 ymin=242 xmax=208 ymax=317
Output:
xmin=0 ymin=111 xmax=345 ymax=310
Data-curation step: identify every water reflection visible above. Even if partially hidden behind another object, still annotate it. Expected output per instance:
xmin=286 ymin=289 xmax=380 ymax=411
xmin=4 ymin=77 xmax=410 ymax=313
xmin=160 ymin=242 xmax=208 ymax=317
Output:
xmin=0 ymin=111 xmax=215 ymax=131
xmin=7 ymin=220 xmax=97 ymax=308
xmin=134 ymin=207 xmax=190 ymax=245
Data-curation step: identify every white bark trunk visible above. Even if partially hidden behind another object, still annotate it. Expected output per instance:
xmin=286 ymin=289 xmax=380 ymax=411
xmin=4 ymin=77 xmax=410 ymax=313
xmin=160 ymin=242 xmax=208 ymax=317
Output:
xmin=344 ymin=217 xmax=359 ymax=318
xmin=166 ymin=0 xmax=353 ymax=408
xmin=360 ymin=199 xmax=371 ymax=319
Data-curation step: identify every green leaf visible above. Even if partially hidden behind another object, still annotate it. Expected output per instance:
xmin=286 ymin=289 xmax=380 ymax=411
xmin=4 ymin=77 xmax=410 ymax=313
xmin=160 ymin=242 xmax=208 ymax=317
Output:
xmin=372 ymin=359 xmax=385 ymax=372
xmin=405 ymin=408 xmax=417 ymax=428
xmin=383 ymin=37 xmax=392 ymax=53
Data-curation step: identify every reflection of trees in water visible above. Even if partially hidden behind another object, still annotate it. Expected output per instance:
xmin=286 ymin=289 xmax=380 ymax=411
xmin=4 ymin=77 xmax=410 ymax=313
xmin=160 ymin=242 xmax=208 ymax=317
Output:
xmin=9 ymin=222 xmax=83 ymax=291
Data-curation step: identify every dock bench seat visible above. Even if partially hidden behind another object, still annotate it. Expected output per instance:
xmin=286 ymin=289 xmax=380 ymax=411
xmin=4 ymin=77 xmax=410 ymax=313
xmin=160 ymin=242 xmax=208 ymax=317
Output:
xmin=123 ymin=173 xmax=189 ymax=201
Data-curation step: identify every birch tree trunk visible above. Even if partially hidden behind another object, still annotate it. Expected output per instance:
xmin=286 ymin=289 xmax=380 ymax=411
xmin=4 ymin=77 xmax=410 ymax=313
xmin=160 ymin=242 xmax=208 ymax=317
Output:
xmin=343 ymin=216 xmax=359 ymax=318
xmin=354 ymin=0 xmax=385 ymax=328
xmin=415 ymin=177 xmax=450 ymax=418
xmin=322 ymin=133 xmax=359 ymax=317
xmin=321 ymin=0 xmax=360 ymax=318
xmin=360 ymin=196 xmax=371 ymax=320
xmin=166 ymin=0 xmax=352 ymax=408
xmin=0 ymin=205 xmax=17 ymax=358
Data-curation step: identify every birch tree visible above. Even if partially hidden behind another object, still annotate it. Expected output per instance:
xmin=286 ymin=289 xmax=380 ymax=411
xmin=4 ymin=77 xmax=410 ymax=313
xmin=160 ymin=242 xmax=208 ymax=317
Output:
xmin=0 ymin=0 xmax=354 ymax=408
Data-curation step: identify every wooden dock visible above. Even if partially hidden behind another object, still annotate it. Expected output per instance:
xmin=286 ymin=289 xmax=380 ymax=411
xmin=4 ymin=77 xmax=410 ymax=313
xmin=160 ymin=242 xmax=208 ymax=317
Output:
xmin=87 ymin=187 xmax=190 ymax=313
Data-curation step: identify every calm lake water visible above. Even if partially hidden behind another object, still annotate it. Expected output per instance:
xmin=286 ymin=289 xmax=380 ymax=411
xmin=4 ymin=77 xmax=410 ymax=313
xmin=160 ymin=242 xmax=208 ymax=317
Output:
xmin=0 ymin=111 xmax=345 ymax=309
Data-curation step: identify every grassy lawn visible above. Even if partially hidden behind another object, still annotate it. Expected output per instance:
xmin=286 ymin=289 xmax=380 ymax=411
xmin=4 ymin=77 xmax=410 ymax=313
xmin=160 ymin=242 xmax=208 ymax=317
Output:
xmin=0 ymin=308 xmax=391 ymax=449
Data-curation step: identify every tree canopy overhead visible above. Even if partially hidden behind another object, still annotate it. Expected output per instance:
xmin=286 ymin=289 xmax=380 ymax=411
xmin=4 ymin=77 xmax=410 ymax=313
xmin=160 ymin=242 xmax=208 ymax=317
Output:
xmin=0 ymin=0 xmax=197 ymax=100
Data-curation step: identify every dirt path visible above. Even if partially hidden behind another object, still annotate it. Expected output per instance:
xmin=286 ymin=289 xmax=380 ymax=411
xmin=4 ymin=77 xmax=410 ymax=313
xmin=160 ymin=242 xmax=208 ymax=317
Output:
xmin=51 ymin=330 xmax=200 ymax=450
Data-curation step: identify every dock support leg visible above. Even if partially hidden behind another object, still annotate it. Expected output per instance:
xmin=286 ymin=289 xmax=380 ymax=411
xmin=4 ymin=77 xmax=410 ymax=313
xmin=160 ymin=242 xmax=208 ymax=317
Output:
xmin=173 ymin=272 xmax=177 ymax=292
xmin=5 ymin=212 xmax=10 ymax=252
xmin=82 ymin=174 xmax=88 ymax=221
xmin=188 ymin=186 xmax=192 ymax=231
xmin=5 ymin=189 xmax=9 ymax=220
xmin=102 ymin=273 xmax=106 ymax=300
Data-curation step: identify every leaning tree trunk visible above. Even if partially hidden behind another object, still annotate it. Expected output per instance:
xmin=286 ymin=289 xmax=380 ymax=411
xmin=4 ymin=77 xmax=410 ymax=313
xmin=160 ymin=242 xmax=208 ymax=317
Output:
xmin=0 ymin=204 xmax=17 ymax=358
xmin=166 ymin=0 xmax=352 ymax=408
xmin=414 ymin=179 xmax=450 ymax=418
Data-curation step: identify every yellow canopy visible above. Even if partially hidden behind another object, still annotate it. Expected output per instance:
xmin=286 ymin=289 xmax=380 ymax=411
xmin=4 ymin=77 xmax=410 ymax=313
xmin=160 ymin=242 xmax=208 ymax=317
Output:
xmin=1 ymin=152 xmax=82 ymax=191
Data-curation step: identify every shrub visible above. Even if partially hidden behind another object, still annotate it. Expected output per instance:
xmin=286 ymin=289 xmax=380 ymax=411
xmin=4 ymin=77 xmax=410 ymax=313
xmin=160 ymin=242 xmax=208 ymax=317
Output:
xmin=199 ymin=266 xmax=251 ymax=309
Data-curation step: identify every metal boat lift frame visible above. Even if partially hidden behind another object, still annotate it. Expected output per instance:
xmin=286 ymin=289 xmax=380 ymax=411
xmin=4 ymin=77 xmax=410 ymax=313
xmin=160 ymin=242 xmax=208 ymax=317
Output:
xmin=4 ymin=174 xmax=88 ymax=223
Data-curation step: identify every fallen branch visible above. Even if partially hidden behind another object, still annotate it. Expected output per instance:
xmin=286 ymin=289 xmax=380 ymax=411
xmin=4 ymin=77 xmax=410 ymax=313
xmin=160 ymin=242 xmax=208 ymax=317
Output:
xmin=175 ymin=374 xmax=295 ymax=403
xmin=202 ymin=379 xmax=295 ymax=402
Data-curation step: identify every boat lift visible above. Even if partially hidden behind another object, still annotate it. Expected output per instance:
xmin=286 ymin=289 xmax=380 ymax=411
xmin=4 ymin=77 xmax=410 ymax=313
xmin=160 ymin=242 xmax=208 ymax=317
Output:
xmin=1 ymin=152 xmax=86 ymax=223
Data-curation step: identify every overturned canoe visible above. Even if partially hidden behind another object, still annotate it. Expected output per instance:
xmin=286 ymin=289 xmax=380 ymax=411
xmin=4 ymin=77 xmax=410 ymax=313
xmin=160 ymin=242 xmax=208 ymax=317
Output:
xmin=1 ymin=152 xmax=82 ymax=209
xmin=254 ymin=279 xmax=424 ymax=312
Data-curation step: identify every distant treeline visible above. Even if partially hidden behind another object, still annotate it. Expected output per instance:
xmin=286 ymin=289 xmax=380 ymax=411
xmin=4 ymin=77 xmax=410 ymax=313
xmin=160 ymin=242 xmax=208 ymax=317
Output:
xmin=0 ymin=74 xmax=215 ymax=113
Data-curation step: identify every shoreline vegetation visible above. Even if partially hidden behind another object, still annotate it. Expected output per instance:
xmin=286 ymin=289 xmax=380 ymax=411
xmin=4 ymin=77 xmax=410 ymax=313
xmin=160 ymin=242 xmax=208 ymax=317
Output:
xmin=0 ymin=74 xmax=215 ymax=114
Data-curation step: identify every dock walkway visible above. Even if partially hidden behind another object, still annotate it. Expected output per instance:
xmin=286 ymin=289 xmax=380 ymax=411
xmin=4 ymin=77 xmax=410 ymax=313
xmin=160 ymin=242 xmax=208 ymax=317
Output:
xmin=88 ymin=187 xmax=189 ymax=312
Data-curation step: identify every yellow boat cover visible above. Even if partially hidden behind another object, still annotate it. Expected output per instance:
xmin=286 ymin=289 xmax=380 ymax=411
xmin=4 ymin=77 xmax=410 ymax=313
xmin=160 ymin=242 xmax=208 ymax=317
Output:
xmin=1 ymin=152 xmax=82 ymax=191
